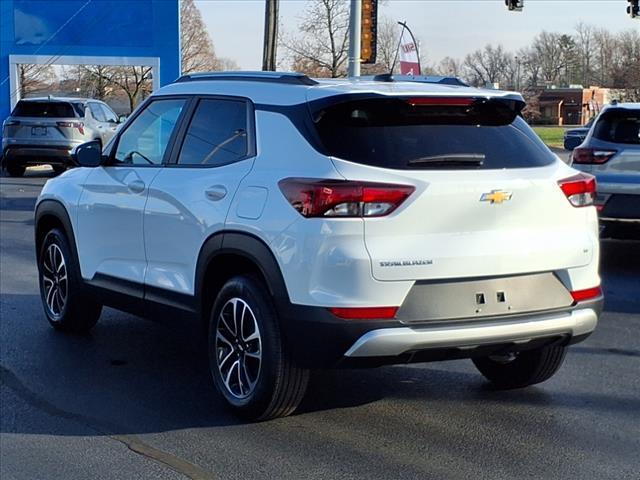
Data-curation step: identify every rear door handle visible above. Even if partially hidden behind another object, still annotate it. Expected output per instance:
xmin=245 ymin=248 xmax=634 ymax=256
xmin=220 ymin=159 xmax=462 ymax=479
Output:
xmin=127 ymin=179 xmax=145 ymax=194
xmin=205 ymin=185 xmax=227 ymax=201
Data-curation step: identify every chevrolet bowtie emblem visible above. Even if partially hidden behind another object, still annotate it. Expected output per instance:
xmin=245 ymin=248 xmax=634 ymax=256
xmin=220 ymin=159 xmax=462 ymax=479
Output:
xmin=480 ymin=190 xmax=513 ymax=204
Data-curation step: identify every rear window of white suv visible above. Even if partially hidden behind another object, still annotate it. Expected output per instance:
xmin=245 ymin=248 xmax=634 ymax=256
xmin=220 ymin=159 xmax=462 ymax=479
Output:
xmin=313 ymin=97 xmax=556 ymax=170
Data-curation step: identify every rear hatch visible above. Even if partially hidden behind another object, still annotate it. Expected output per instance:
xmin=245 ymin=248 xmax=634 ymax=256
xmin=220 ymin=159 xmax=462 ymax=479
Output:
xmin=3 ymin=100 xmax=86 ymax=145
xmin=312 ymin=94 xmax=596 ymax=282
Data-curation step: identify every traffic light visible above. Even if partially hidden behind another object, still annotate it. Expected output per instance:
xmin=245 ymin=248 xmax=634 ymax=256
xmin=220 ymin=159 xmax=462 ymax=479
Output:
xmin=628 ymin=0 xmax=639 ymax=18
xmin=505 ymin=0 xmax=524 ymax=12
xmin=361 ymin=0 xmax=378 ymax=64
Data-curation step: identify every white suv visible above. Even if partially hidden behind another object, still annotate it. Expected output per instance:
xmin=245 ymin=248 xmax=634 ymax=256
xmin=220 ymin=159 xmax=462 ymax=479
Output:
xmin=34 ymin=72 xmax=603 ymax=420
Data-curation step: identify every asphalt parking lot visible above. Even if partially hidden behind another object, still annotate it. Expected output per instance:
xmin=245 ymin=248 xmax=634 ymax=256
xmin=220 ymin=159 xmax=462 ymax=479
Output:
xmin=1 ymin=167 xmax=639 ymax=480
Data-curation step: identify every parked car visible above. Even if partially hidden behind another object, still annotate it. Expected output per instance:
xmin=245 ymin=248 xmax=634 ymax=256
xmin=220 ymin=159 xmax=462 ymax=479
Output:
xmin=564 ymin=116 xmax=596 ymax=150
xmin=1 ymin=97 xmax=121 ymax=177
xmin=34 ymin=72 xmax=603 ymax=421
xmin=571 ymin=102 xmax=640 ymax=239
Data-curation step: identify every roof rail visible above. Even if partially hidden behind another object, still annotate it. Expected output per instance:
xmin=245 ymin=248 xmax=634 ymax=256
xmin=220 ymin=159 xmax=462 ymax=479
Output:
xmin=370 ymin=74 xmax=469 ymax=87
xmin=175 ymin=71 xmax=318 ymax=86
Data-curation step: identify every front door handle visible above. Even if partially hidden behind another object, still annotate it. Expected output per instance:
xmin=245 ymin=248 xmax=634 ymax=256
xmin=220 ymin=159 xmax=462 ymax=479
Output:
xmin=127 ymin=179 xmax=145 ymax=194
xmin=205 ymin=185 xmax=227 ymax=201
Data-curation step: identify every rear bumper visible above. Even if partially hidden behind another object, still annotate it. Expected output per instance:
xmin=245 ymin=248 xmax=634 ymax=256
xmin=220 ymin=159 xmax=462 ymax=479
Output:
xmin=344 ymin=307 xmax=597 ymax=357
xmin=599 ymin=193 xmax=640 ymax=220
xmin=600 ymin=217 xmax=640 ymax=239
xmin=279 ymin=297 xmax=603 ymax=368
xmin=2 ymin=144 xmax=76 ymax=166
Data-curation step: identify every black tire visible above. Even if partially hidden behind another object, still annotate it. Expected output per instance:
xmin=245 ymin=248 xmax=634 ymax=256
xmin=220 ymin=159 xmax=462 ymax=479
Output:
xmin=38 ymin=228 xmax=102 ymax=333
xmin=472 ymin=344 xmax=568 ymax=389
xmin=208 ymin=275 xmax=309 ymax=421
xmin=52 ymin=165 xmax=67 ymax=175
xmin=6 ymin=164 xmax=25 ymax=177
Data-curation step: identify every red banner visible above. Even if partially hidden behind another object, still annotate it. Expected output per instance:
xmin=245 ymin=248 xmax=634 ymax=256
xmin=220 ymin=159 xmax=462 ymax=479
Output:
xmin=398 ymin=27 xmax=420 ymax=75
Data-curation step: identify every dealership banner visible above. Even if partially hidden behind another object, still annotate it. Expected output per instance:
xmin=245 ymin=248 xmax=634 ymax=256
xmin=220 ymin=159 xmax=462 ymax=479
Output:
xmin=398 ymin=22 xmax=421 ymax=75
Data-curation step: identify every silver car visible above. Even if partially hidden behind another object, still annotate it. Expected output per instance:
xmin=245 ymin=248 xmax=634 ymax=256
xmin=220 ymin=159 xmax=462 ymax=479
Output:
xmin=571 ymin=102 xmax=640 ymax=238
xmin=1 ymin=97 xmax=121 ymax=177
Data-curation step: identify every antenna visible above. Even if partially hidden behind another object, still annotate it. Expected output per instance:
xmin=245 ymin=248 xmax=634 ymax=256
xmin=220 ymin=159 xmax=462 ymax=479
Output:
xmin=388 ymin=21 xmax=405 ymax=77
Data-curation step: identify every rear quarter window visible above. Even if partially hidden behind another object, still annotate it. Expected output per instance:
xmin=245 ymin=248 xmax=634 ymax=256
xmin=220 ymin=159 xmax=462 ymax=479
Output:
xmin=313 ymin=97 xmax=556 ymax=170
xmin=12 ymin=101 xmax=78 ymax=118
xmin=593 ymin=109 xmax=640 ymax=145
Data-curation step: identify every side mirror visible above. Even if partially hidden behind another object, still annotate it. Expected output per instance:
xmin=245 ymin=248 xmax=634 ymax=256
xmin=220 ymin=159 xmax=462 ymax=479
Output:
xmin=73 ymin=140 xmax=104 ymax=167
xmin=117 ymin=114 xmax=128 ymax=124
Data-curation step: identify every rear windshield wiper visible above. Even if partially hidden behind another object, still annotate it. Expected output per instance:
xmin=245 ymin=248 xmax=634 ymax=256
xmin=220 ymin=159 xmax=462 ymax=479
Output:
xmin=407 ymin=153 xmax=485 ymax=167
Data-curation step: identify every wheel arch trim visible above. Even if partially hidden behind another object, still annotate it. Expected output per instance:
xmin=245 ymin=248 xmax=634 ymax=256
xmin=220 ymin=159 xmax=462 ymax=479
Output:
xmin=34 ymin=199 xmax=79 ymax=266
xmin=195 ymin=230 xmax=291 ymax=317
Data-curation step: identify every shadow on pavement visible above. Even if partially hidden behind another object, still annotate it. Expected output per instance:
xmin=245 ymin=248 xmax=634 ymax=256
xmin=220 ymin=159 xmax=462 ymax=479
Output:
xmin=0 ymin=196 xmax=38 ymax=212
xmin=1 ymin=290 xmax=638 ymax=440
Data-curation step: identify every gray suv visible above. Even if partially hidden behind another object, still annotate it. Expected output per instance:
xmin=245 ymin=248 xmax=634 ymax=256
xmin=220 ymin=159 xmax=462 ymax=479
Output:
xmin=1 ymin=97 xmax=121 ymax=177
xmin=571 ymin=102 xmax=640 ymax=238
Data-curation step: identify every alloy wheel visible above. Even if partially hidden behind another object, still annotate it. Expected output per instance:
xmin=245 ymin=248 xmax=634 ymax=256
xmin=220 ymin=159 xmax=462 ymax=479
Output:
xmin=41 ymin=243 xmax=68 ymax=319
xmin=215 ymin=298 xmax=262 ymax=399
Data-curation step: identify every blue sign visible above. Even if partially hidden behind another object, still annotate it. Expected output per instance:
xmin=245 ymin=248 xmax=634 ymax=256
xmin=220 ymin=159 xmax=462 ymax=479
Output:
xmin=0 ymin=0 xmax=181 ymax=128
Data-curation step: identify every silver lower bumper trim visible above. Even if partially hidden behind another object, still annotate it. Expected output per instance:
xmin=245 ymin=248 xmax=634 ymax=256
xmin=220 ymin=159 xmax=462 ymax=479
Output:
xmin=344 ymin=308 xmax=598 ymax=358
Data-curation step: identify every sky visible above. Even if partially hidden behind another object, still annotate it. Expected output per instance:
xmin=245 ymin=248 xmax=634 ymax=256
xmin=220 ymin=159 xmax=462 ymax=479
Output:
xmin=196 ymin=0 xmax=636 ymax=69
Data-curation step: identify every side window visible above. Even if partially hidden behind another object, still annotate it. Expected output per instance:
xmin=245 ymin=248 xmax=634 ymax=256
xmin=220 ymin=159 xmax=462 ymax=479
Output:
xmin=100 ymin=104 xmax=118 ymax=123
xmin=72 ymin=102 xmax=86 ymax=118
xmin=114 ymin=99 xmax=186 ymax=166
xmin=177 ymin=98 xmax=249 ymax=166
xmin=89 ymin=103 xmax=107 ymax=122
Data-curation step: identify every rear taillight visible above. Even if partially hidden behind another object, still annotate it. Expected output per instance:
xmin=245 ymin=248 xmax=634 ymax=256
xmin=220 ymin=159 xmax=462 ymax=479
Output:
xmin=571 ymin=148 xmax=617 ymax=164
xmin=278 ymin=178 xmax=415 ymax=218
xmin=570 ymin=286 xmax=602 ymax=303
xmin=558 ymin=173 xmax=596 ymax=207
xmin=57 ymin=121 xmax=85 ymax=135
xmin=3 ymin=120 xmax=20 ymax=127
xmin=329 ymin=307 xmax=399 ymax=320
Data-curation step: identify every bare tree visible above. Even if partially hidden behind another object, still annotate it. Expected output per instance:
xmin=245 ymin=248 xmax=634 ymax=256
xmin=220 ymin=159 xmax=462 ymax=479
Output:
xmin=18 ymin=64 xmax=55 ymax=97
xmin=531 ymin=31 xmax=578 ymax=86
xmin=69 ymin=65 xmax=117 ymax=100
xmin=575 ymin=22 xmax=595 ymax=86
xmin=217 ymin=57 xmax=240 ymax=71
xmin=611 ymin=29 xmax=640 ymax=101
xmin=181 ymin=0 xmax=219 ymax=73
xmin=593 ymin=28 xmax=618 ymax=86
xmin=462 ymin=44 xmax=511 ymax=87
xmin=435 ymin=57 xmax=463 ymax=77
xmin=517 ymin=47 xmax=542 ymax=88
xmin=283 ymin=0 xmax=350 ymax=78
xmin=110 ymin=67 xmax=153 ymax=112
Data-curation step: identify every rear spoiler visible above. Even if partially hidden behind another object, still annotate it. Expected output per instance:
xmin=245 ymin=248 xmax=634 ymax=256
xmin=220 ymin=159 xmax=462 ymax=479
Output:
xmin=309 ymin=94 xmax=526 ymax=127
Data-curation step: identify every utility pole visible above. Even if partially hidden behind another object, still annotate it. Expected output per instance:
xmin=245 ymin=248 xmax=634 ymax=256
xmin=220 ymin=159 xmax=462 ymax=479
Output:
xmin=347 ymin=0 xmax=361 ymax=77
xmin=262 ymin=0 xmax=279 ymax=71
